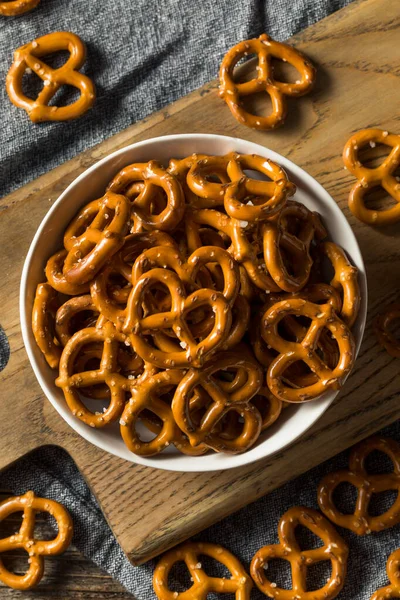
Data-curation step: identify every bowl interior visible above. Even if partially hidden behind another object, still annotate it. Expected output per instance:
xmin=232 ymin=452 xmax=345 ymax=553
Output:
xmin=20 ymin=134 xmax=367 ymax=472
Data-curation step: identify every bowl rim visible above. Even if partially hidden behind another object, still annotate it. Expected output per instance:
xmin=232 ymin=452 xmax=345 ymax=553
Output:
xmin=20 ymin=133 xmax=368 ymax=472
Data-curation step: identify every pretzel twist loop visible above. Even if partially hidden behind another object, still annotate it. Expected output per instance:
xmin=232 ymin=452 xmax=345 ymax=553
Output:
xmin=318 ymin=436 xmax=400 ymax=535
xmin=153 ymin=541 xmax=253 ymax=600
xmin=32 ymin=283 xmax=62 ymax=368
xmin=219 ymin=34 xmax=316 ymax=130
xmin=0 ymin=0 xmax=40 ymax=16
xmin=6 ymin=32 xmax=95 ymax=122
xmin=0 ymin=491 xmax=73 ymax=590
xmin=371 ymin=548 xmax=400 ymax=600
xmin=343 ymin=128 xmax=400 ymax=225
xmin=250 ymin=506 xmax=348 ymax=600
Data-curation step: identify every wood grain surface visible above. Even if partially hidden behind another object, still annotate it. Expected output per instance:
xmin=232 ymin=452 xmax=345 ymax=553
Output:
xmin=0 ymin=0 xmax=399 ymax=574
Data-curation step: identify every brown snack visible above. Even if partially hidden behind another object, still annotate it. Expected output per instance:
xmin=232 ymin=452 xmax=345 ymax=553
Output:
xmin=374 ymin=303 xmax=400 ymax=358
xmin=0 ymin=0 xmax=40 ymax=16
xmin=219 ymin=34 xmax=316 ymax=130
xmin=153 ymin=541 xmax=252 ymax=600
xmin=6 ymin=32 xmax=95 ymax=122
xmin=32 ymin=283 xmax=61 ymax=368
xmin=0 ymin=491 xmax=73 ymax=590
xmin=370 ymin=548 xmax=400 ymax=600
xmin=343 ymin=128 xmax=400 ymax=226
xmin=318 ymin=436 xmax=400 ymax=535
xmin=250 ymin=506 xmax=348 ymax=600
xmin=261 ymin=298 xmax=355 ymax=402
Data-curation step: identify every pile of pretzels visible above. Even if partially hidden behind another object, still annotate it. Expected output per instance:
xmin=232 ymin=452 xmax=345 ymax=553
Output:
xmin=32 ymin=151 xmax=361 ymax=456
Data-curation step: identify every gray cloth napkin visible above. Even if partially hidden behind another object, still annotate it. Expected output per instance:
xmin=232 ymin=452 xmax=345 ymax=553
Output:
xmin=3 ymin=1 xmax=397 ymax=599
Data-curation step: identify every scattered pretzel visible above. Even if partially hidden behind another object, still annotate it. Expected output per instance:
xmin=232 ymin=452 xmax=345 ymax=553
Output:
xmin=32 ymin=283 xmax=61 ymax=368
xmin=374 ymin=303 xmax=400 ymax=358
xmin=250 ymin=506 xmax=348 ymax=600
xmin=153 ymin=541 xmax=252 ymax=600
xmin=6 ymin=32 xmax=96 ymax=122
xmin=343 ymin=128 xmax=400 ymax=226
xmin=318 ymin=436 xmax=400 ymax=535
xmin=370 ymin=548 xmax=400 ymax=600
xmin=0 ymin=491 xmax=73 ymax=590
xmin=0 ymin=0 xmax=40 ymax=16
xmin=219 ymin=33 xmax=316 ymax=130
xmin=261 ymin=298 xmax=355 ymax=402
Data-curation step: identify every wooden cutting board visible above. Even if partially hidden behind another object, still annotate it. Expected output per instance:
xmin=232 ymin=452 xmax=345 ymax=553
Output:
xmin=1 ymin=0 xmax=399 ymax=566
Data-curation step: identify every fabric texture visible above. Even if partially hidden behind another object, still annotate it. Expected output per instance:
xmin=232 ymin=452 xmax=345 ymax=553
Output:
xmin=4 ymin=1 xmax=397 ymax=599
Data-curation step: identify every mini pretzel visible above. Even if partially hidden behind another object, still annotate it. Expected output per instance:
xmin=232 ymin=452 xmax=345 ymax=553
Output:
xmin=262 ymin=200 xmax=327 ymax=292
xmin=32 ymin=283 xmax=61 ymax=369
xmin=0 ymin=0 xmax=40 ymax=16
xmin=261 ymin=298 xmax=355 ymax=402
xmin=371 ymin=548 xmax=400 ymax=600
xmin=374 ymin=303 xmax=400 ymax=358
xmin=219 ymin=34 xmax=316 ymax=130
xmin=56 ymin=321 xmax=132 ymax=427
xmin=250 ymin=506 xmax=348 ymax=600
xmin=320 ymin=242 xmax=360 ymax=327
xmin=107 ymin=161 xmax=185 ymax=231
xmin=120 ymin=369 xmax=208 ymax=456
xmin=172 ymin=352 xmax=263 ymax=452
xmin=6 ymin=32 xmax=95 ymax=122
xmin=0 ymin=491 xmax=73 ymax=590
xmin=63 ymin=192 xmax=130 ymax=285
xmin=55 ymin=295 xmax=99 ymax=346
xmin=153 ymin=541 xmax=252 ymax=600
xmin=45 ymin=249 xmax=91 ymax=295
xmin=169 ymin=153 xmax=229 ymax=208
xmin=343 ymin=128 xmax=400 ymax=225
xmin=318 ymin=436 xmax=400 ymax=535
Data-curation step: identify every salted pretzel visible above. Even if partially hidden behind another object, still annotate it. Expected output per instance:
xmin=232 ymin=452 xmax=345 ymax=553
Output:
xmin=32 ymin=283 xmax=62 ymax=369
xmin=120 ymin=369 xmax=208 ymax=456
xmin=219 ymin=33 xmax=316 ymax=130
xmin=261 ymin=298 xmax=355 ymax=402
xmin=154 ymin=541 xmax=252 ymax=600
xmin=169 ymin=153 xmax=229 ymax=208
xmin=56 ymin=321 xmax=134 ymax=427
xmin=374 ymin=303 xmax=400 ymax=358
xmin=371 ymin=548 xmax=400 ymax=600
xmin=62 ymin=192 xmax=130 ymax=285
xmin=0 ymin=491 xmax=73 ymax=590
xmin=262 ymin=200 xmax=327 ymax=292
xmin=107 ymin=161 xmax=185 ymax=231
xmin=319 ymin=242 xmax=360 ymax=327
xmin=250 ymin=506 xmax=348 ymax=600
xmin=343 ymin=128 xmax=400 ymax=226
xmin=45 ymin=249 xmax=91 ymax=295
xmin=6 ymin=32 xmax=95 ymax=122
xmin=318 ymin=436 xmax=400 ymax=535
xmin=185 ymin=207 xmax=281 ymax=292
xmin=0 ymin=0 xmax=40 ymax=16
xmin=172 ymin=352 xmax=263 ymax=452
xmin=55 ymin=295 xmax=99 ymax=346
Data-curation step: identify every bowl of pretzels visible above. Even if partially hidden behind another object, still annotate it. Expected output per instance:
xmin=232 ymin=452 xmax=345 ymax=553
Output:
xmin=20 ymin=133 xmax=367 ymax=471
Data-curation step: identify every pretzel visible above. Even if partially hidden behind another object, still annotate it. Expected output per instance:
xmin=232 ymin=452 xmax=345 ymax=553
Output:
xmin=45 ymin=249 xmax=91 ymax=295
xmin=172 ymin=352 xmax=263 ymax=452
xmin=185 ymin=207 xmax=281 ymax=292
xmin=169 ymin=153 xmax=229 ymax=208
xmin=32 ymin=283 xmax=62 ymax=369
xmin=261 ymin=298 xmax=355 ymax=402
xmin=219 ymin=34 xmax=316 ymax=130
xmin=318 ymin=436 xmax=400 ymax=535
xmin=6 ymin=32 xmax=95 ymax=122
xmin=0 ymin=491 xmax=73 ymax=590
xmin=55 ymin=295 xmax=99 ymax=346
xmin=262 ymin=200 xmax=327 ymax=292
xmin=186 ymin=153 xmax=295 ymax=219
xmin=374 ymin=303 xmax=400 ymax=358
xmin=343 ymin=128 xmax=400 ymax=225
xmin=56 ymin=321 xmax=134 ymax=427
xmin=0 ymin=0 xmax=40 ymax=16
xmin=250 ymin=506 xmax=348 ymax=600
xmin=90 ymin=231 xmax=176 ymax=327
xmin=120 ymin=369 xmax=208 ymax=456
xmin=371 ymin=548 xmax=400 ymax=600
xmin=107 ymin=161 xmax=185 ymax=231
xmin=223 ymin=385 xmax=282 ymax=437
xmin=319 ymin=242 xmax=360 ymax=327
xmin=154 ymin=541 xmax=252 ymax=600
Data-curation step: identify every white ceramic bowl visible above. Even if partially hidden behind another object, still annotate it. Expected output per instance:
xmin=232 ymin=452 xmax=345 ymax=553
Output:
xmin=20 ymin=134 xmax=367 ymax=472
